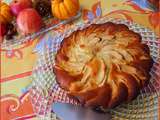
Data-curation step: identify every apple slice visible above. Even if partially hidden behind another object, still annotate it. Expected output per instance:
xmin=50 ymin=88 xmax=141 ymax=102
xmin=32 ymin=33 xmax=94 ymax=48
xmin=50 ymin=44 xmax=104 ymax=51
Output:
xmin=72 ymin=57 xmax=106 ymax=92
xmin=88 ymin=57 xmax=106 ymax=86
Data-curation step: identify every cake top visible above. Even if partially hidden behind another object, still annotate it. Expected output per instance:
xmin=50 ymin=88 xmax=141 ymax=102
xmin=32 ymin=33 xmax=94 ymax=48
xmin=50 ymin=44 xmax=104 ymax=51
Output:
xmin=54 ymin=22 xmax=152 ymax=108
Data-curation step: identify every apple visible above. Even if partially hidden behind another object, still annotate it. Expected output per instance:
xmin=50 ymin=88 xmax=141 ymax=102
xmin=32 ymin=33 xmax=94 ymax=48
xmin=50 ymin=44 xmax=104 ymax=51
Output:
xmin=17 ymin=8 xmax=43 ymax=34
xmin=10 ymin=0 xmax=32 ymax=16
xmin=0 ymin=23 xmax=6 ymax=43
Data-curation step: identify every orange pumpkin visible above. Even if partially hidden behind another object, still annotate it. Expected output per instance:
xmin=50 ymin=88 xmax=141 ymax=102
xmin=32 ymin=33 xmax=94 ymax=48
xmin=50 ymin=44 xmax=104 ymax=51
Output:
xmin=0 ymin=2 xmax=13 ymax=24
xmin=51 ymin=0 xmax=80 ymax=20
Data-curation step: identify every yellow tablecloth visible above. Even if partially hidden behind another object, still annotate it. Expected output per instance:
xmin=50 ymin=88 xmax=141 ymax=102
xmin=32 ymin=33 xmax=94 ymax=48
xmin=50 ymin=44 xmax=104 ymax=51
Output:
xmin=1 ymin=0 xmax=160 ymax=119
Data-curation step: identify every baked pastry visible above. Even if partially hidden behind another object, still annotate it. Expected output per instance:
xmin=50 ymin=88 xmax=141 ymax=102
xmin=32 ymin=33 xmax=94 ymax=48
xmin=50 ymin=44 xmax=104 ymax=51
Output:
xmin=54 ymin=22 xmax=152 ymax=108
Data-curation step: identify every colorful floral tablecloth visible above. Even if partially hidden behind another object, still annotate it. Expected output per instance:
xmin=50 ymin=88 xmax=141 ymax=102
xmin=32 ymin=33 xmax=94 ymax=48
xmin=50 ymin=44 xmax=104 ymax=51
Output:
xmin=1 ymin=0 xmax=160 ymax=119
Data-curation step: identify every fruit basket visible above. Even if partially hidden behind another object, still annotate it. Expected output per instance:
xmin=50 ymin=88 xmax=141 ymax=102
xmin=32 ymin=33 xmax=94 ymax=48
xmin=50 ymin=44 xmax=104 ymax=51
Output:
xmin=0 ymin=0 xmax=81 ymax=49
xmin=30 ymin=16 xmax=160 ymax=119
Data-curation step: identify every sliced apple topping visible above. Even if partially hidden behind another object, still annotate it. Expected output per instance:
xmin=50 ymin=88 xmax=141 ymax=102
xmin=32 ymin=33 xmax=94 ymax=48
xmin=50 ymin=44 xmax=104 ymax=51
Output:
xmin=70 ymin=57 xmax=106 ymax=92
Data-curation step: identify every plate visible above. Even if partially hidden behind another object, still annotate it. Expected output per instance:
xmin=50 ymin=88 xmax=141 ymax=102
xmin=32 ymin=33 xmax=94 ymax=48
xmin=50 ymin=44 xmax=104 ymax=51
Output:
xmin=30 ymin=16 xmax=160 ymax=119
xmin=1 ymin=10 xmax=81 ymax=49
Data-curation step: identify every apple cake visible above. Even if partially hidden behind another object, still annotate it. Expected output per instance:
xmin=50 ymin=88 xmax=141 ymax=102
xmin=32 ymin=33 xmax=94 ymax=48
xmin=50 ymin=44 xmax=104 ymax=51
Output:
xmin=53 ymin=22 xmax=152 ymax=108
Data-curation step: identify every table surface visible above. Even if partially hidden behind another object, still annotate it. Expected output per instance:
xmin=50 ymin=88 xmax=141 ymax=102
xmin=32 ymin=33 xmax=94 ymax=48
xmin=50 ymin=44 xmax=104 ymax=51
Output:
xmin=1 ymin=0 xmax=160 ymax=120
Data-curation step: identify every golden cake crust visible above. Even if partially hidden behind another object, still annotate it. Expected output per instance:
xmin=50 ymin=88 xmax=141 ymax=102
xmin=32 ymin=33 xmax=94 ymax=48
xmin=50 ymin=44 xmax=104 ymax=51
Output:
xmin=54 ymin=22 xmax=152 ymax=108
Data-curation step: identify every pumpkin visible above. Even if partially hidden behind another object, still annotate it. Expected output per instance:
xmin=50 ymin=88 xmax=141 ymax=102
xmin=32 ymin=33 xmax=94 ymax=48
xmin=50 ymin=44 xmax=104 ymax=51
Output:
xmin=0 ymin=2 xmax=13 ymax=24
xmin=51 ymin=0 xmax=80 ymax=20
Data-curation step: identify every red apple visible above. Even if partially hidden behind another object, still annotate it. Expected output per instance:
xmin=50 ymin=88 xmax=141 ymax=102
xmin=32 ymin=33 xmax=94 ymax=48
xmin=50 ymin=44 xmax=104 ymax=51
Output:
xmin=17 ymin=8 xmax=43 ymax=34
xmin=0 ymin=23 xmax=6 ymax=43
xmin=10 ymin=0 xmax=32 ymax=16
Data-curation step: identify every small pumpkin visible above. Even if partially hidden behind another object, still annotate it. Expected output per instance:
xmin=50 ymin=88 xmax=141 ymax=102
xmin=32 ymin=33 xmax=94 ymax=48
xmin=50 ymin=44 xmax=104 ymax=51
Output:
xmin=0 ymin=2 xmax=13 ymax=24
xmin=51 ymin=0 xmax=80 ymax=20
